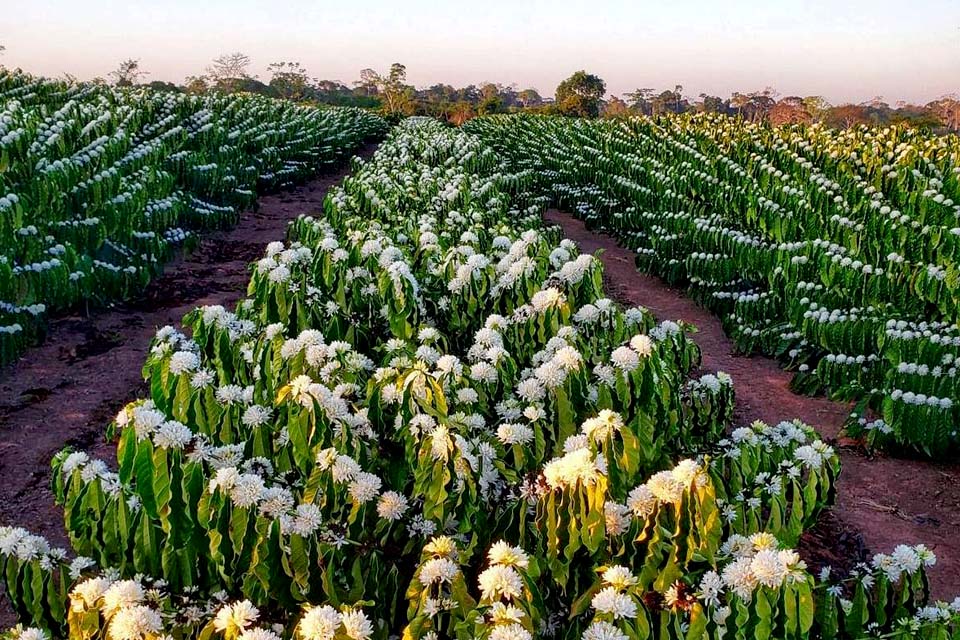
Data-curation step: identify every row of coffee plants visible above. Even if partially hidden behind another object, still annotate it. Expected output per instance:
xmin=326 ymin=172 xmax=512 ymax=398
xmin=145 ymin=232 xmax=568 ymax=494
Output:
xmin=1 ymin=119 xmax=957 ymax=639
xmin=464 ymin=114 xmax=960 ymax=457
xmin=0 ymin=70 xmax=387 ymax=365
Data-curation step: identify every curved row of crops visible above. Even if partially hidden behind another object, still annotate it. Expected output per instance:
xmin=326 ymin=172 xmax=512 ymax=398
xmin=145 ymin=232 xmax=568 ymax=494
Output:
xmin=2 ymin=118 xmax=958 ymax=640
xmin=464 ymin=115 xmax=960 ymax=458
xmin=0 ymin=70 xmax=387 ymax=365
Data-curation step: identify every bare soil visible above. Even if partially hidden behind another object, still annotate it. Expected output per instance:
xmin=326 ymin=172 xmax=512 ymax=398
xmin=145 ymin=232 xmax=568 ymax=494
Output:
xmin=0 ymin=145 xmax=376 ymax=626
xmin=545 ymin=209 xmax=960 ymax=600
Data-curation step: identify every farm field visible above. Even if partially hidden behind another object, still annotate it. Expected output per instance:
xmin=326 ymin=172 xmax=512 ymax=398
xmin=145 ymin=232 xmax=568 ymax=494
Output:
xmin=0 ymin=70 xmax=386 ymax=365
xmin=465 ymin=114 xmax=960 ymax=458
xmin=0 ymin=140 xmax=379 ymax=563
xmin=542 ymin=207 xmax=960 ymax=607
xmin=2 ymin=99 xmax=960 ymax=640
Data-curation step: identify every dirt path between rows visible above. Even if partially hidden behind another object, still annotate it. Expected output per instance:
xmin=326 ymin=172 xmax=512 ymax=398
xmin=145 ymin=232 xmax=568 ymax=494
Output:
xmin=546 ymin=209 xmax=960 ymax=601
xmin=0 ymin=145 xmax=377 ymax=626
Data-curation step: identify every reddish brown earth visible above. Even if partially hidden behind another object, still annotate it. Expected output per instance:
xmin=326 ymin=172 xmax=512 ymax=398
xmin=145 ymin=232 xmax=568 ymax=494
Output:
xmin=545 ymin=209 xmax=960 ymax=600
xmin=0 ymin=146 xmax=376 ymax=626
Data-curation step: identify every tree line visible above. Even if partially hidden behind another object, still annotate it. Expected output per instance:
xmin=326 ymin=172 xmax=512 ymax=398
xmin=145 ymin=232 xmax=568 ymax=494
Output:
xmin=5 ymin=49 xmax=958 ymax=131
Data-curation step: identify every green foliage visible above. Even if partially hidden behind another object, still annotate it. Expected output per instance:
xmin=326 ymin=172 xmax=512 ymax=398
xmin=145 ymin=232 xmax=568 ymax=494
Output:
xmin=465 ymin=113 xmax=960 ymax=458
xmin=555 ymin=71 xmax=607 ymax=118
xmin=0 ymin=118 xmax=955 ymax=640
xmin=0 ymin=69 xmax=388 ymax=366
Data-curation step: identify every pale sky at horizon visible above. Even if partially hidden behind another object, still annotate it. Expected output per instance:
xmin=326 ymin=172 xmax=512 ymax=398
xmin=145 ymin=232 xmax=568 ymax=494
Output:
xmin=2 ymin=0 xmax=958 ymax=104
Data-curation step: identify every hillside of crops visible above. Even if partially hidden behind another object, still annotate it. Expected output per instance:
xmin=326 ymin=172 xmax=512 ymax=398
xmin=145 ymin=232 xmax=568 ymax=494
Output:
xmin=465 ymin=115 xmax=960 ymax=458
xmin=2 ymin=117 xmax=959 ymax=640
xmin=0 ymin=70 xmax=387 ymax=366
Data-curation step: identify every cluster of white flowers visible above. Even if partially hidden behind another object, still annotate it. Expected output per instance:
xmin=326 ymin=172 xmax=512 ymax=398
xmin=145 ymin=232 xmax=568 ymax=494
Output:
xmin=706 ymin=532 xmax=807 ymax=601
xmin=871 ymin=544 xmax=936 ymax=582
xmin=532 ymin=339 xmax=583 ymax=390
xmin=4 ymin=627 xmax=48 ymax=640
xmin=256 ymin=241 xmax=313 ymax=285
xmin=464 ymin=315 xmax=510 ymax=372
xmin=910 ymin=600 xmax=960 ymax=628
xmin=167 ymin=349 xmax=200 ymax=375
xmin=648 ymin=321 xmax=681 ymax=342
xmin=478 ymin=541 xmax=529 ymax=602
xmin=895 ymin=360 xmax=957 ymax=378
xmin=415 ymin=535 xmax=462 ymax=594
xmin=0 ymin=526 xmax=72 ymax=575
xmin=188 ymin=440 xmax=368 ymax=538
xmin=448 ymin=252 xmax=492 ymax=293
xmin=283 ymin=374 xmax=369 ymax=434
xmin=56 ymin=446 xmax=125 ymax=498
xmin=707 ymin=419 xmax=834 ymax=524
xmin=572 ymin=298 xmax=615 ymax=324
xmin=195 ymin=306 xmax=258 ymax=344
xmin=624 ymin=459 xmax=703 ymax=520
xmin=497 ymin=421 xmax=534 ymax=447
xmin=542 ymin=447 xmax=604 ymax=490
xmin=214 ymin=383 xmax=255 ymax=407
xmin=473 ymin=542 xmax=533 ymax=640
xmin=386 ymin=259 xmax=421 ymax=299
xmin=213 ymin=600 xmax=261 ymax=636
xmin=444 ymin=425 xmax=503 ymax=500
xmin=889 ymin=388 xmax=954 ymax=409
xmin=726 ymin=420 xmax=810 ymax=450
xmin=884 ymin=320 xmax=960 ymax=346
xmin=687 ymin=371 xmax=733 ymax=396
xmin=376 ymin=490 xmax=410 ymax=521
xmin=68 ymin=576 xmax=165 ymax=640
xmin=151 ymin=325 xmax=199 ymax=359
xmin=316 ymin=447 xmax=383 ymax=505
xmin=609 ymin=334 xmax=654 ymax=373
xmin=581 ymin=410 xmax=625 ymax=443
xmin=553 ymin=253 xmax=595 ymax=285
xmin=822 ymin=352 xmax=877 ymax=367
xmin=152 ymin=419 xmax=194 ymax=449
xmin=280 ymin=330 xmax=374 ymax=382
xmin=208 ymin=466 xmax=269 ymax=508
xmin=529 ymin=287 xmax=567 ymax=313
xmin=792 ymin=439 xmax=836 ymax=469
xmin=590 ymin=565 xmax=639 ymax=620
xmin=296 ymin=603 xmax=373 ymax=640
xmin=490 ymin=231 xmax=540 ymax=289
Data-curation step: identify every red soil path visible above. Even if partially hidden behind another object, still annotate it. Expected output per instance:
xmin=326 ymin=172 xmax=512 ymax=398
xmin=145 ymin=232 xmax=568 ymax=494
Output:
xmin=545 ymin=209 xmax=960 ymax=600
xmin=0 ymin=146 xmax=377 ymax=626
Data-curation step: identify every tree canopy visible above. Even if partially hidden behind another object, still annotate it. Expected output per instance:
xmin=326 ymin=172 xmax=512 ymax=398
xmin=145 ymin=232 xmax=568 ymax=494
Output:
xmin=53 ymin=52 xmax=959 ymax=132
xmin=206 ymin=52 xmax=252 ymax=92
xmin=109 ymin=58 xmax=148 ymax=87
xmin=555 ymin=70 xmax=606 ymax=117
xmin=267 ymin=61 xmax=312 ymax=101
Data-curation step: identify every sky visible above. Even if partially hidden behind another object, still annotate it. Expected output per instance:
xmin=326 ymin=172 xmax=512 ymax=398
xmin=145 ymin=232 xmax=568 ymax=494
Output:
xmin=2 ymin=0 xmax=958 ymax=104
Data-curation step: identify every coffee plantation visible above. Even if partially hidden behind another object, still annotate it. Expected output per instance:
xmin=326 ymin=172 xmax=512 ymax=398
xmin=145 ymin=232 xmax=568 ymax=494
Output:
xmin=2 ymin=117 xmax=958 ymax=640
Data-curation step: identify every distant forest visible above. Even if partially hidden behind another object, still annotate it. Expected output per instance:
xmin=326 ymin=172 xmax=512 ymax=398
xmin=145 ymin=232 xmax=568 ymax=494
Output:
xmin=8 ymin=50 xmax=959 ymax=131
